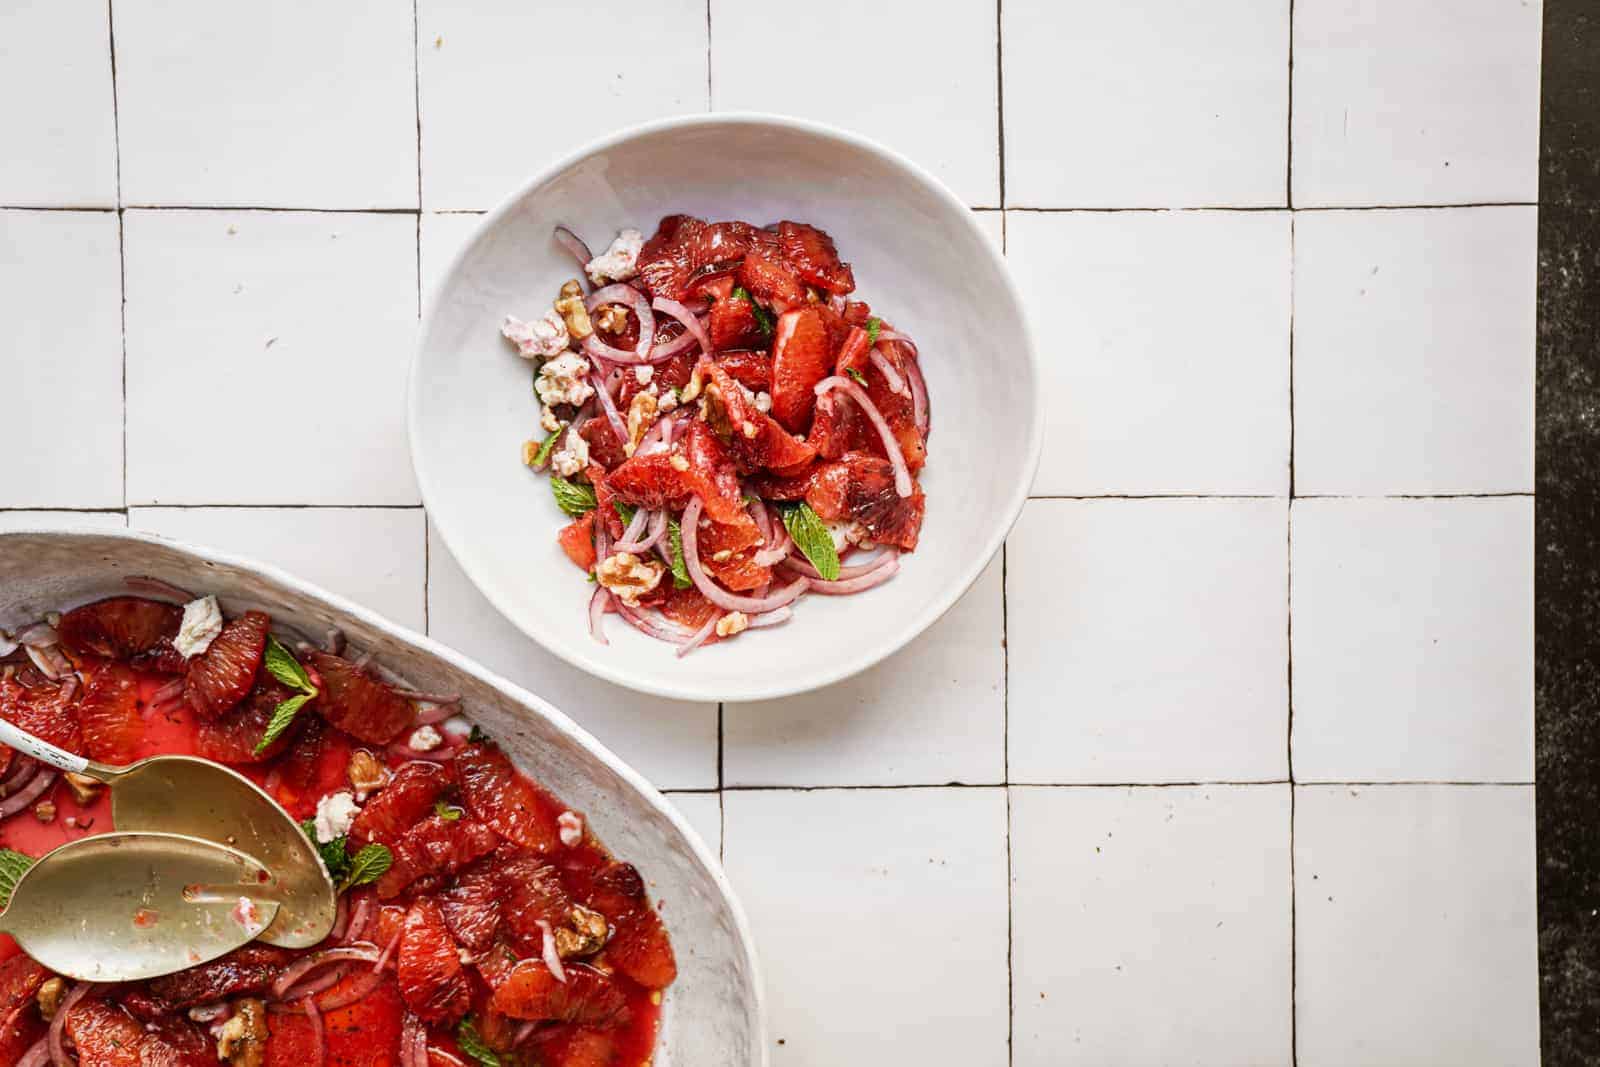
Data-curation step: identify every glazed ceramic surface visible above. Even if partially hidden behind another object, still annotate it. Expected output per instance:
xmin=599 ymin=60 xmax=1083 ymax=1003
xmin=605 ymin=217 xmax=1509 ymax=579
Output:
xmin=411 ymin=113 xmax=1042 ymax=702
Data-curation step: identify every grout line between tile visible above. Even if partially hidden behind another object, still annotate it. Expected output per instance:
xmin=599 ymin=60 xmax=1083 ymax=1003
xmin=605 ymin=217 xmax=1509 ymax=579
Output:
xmin=704 ymin=0 xmax=713 ymax=109
xmin=995 ymin=0 xmax=1006 ymax=208
xmin=106 ymin=0 xmax=127 ymax=511
xmin=1289 ymin=778 xmax=1298 ymax=1066
xmin=1005 ymin=783 xmax=1014 ymax=1067
xmin=1026 ymin=492 xmax=1534 ymax=502
xmin=6 ymin=202 xmax=1538 ymax=216
xmin=411 ymin=0 xmax=423 ymax=214
xmin=1286 ymin=0 xmax=1295 ymax=209
xmin=1002 ymin=202 xmax=1536 ymax=214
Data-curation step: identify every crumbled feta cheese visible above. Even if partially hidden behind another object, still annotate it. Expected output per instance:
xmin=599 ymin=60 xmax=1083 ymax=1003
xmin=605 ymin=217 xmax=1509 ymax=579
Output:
xmin=558 ymin=811 xmax=584 ymax=847
xmin=657 ymin=388 xmax=680 ymax=413
xmin=669 ymin=453 xmax=689 ymax=472
xmin=595 ymin=552 xmax=665 ymax=606
xmin=716 ymin=612 xmax=750 ymax=638
xmin=633 ymin=364 xmax=654 ymax=385
xmin=753 ymin=391 xmax=773 ymax=413
xmin=825 ymin=520 xmax=876 ymax=553
xmin=534 ymin=352 xmax=595 ymax=408
xmin=584 ymin=228 xmax=643 ymax=286
xmin=540 ymin=404 xmax=563 ymax=434
xmin=624 ymin=386 xmax=659 ymax=456
xmin=174 ymin=595 xmax=223 ymax=659
xmin=408 ymin=724 xmax=444 ymax=752
xmin=503 ymin=310 xmax=570 ymax=359
xmin=313 ymin=791 xmax=360 ymax=843
xmin=550 ymin=429 xmax=590 ymax=478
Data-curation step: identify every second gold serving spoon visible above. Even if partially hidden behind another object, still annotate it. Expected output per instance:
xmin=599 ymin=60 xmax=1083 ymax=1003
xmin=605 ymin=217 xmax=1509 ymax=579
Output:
xmin=0 ymin=718 xmax=336 ymax=948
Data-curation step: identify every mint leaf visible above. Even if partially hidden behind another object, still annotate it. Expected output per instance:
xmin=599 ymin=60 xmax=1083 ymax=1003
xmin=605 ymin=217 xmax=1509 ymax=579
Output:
xmin=0 ymin=849 xmax=34 ymax=909
xmin=865 ymin=316 xmax=882 ymax=347
xmin=614 ymin=500 xmax=636 ymax=526
xmin=551 ymin=476 xmax=598 ymax=517
xmin=253 ymin=692 xmax=312 ymax=755
xmin=263 ymin=635 xmax=315 ymax=694
xmin=847 ymin=367 xmax=868 ymax=386
xmin=531 ymin=431 xmax=562 ymax=467
xmin=434 ymin=801 xmax=462 ymax=821
xmin=468 ymin=724 xmax=490 ymax=744
xmin=667 ymin=520 xmax=692 ymax=589
xmin=732 ymin=286 xmax=774 ymax=338
xmin=456 ymin=1019 xmax=501 ymax=1067
xmin=300 ymin=820 xmax=352 ymax=883
xmin=342 ymin=843 xmax=392 ymax=891
xmin=780 ymin=502 xmax=840 ymax=581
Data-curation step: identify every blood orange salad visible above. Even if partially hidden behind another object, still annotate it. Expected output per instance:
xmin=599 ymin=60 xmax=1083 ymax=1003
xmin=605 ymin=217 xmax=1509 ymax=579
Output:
xmin=503 ymin=215 xmax=929 ymax=654
xmin=0 ymin=589 xmax=673 ymax=1067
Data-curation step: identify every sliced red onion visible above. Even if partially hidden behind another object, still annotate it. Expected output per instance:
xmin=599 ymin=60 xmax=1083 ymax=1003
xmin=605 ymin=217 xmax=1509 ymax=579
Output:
xmin=536 ymin=919 xmax=567 ymax=983
xmin=813 ymin=377 xmax=914 ymax=497
xmin=50 ymin=981 xmax=98 ymax=1066
xmin=748 ymin=606 xmax=794 ymax=629
xmin=0 ymin=771 xmax=55 ymax=819
xmin=675 ymin=613 xmax=721 ymax=658
xmin=798 ymin=554 xmax=901 ymax=594
xmin=408 ymin=701 xmax=460 ymax=727
xmin=330 ymin=893 xmax=350 ymax=940
xmin=12 ymin=622 xmax=58 ymax=647
xmin=651 ymin=297 xmax=712 ymax=358
xmin=590 ymin=371 xmax=628 ymax=445
xmin=187 ymin=1001 xmax=231 ymax=1023
xmin=513 ymin=1021 xmax=539 ymax=1046
xmin=870 ymin=346 xmax=909 ymax=396
xmin=276 ymin=963 xmax=349 ymax=1004
xmin=123 ymin=575 xmax=198 ymax=602
xmin=876 ymin=330 xmax=919 ymax=358
xmin=610 ymin=506 xmax=652 ymax=552
xmin=644 ymin=323 xmax=703 ymax=360
xmin=588 ymin=586 xmax=611 ymax=645
xmin=401 ymin=1014 xmax=430 ymax=1067
xmin=783 ymin=549 xmax=899 ymax=581
xmin=19 ymin=1035 xmax=50 ymax=1067
xmin=585 ymin=284 xmax=655 ymax=359
xmin=681 ymin=498 xmax=810 ymax=614
xmin=0 ymin=757 xmax=39 ymax=799
xmin=271 ymin=944 xmax=383 ymax=999
xmin=904 ymin=354 xmax=930 ymax=438
xmin=305 ymin=997 xmax=326 ymax=1067
xmin=615 ymin=598 xmax=693 ymax=645
xmin=23 ymin=644 xmax=72 ymax=682
xmin=636 ymin=413 xmax=675 ymax=457
xmin=0 ymin=636 xmax=17 ymax=659
xmin=751 ymin=503 xmax=793 ymax=566
xmin=386 ymin=734 xmax=463 ymax=764
xmin=344 ymin=895 xmax=376 ymax=945
xmin=553 ymin=225 xmax=594 ymax=275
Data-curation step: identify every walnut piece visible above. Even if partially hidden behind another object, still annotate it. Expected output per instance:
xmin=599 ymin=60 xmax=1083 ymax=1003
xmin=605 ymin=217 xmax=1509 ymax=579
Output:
xmin=595 ymin=552 xmax=665 ymax=607
xmin=347 ymin=750 xmax=389 ymax=799
xmin=554 ymin=280 xmax=594 ymax=340
xmin=63 ymin=772 xmax=102 ymax=805
xmin=36 ymin=977 xmax=65 ymax=1021
xmin=593 ymin=304 xmax=629 ymax=335
xmin=553 ymin=904 xmax=610 ymax=959
xmin=217 ymin=998 xmax=268 ymax=1067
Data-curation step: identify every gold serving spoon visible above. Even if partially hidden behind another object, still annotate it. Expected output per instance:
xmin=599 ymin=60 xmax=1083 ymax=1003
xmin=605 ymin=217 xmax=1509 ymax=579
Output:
xmin=2 ymin=831 xmax=280 ymax=981
xmin=0 ymin=719 xmax=337 ymax=948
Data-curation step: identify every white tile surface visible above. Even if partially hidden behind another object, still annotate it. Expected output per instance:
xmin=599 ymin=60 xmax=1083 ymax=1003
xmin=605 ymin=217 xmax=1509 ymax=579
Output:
xmin=711 ymin=0 xmax=999 ymax=207
xmin=664 ymin=792 xmax=722 ymax=858
xmin=1292 ymin=0 xmax=1542 ymax=206
xmin=1294 ymin=785 xmax=1538 ymax=1066
xmin=420 ymin=211 xmax=481 ymax=305
xmin=724 ymin=555 xmax=1004 ymax=787
xmin=123 ymin=210 xmax=419 ymax=506
xmin=0 ymin=1 xmax=118 ymax=207
xmin=1005 ymin=0 xmax=1289 ymax=208
xmin=1293 ymin=207 xmax=1536 ymax=495
xmin=426 ymin=522 xmax=718 ymax=791
xmin=112 ymin=0 xmax=416 ymax=208
xmin=1291 ymin=497 xmax=1533 ymax=783
xmin=129 ymin=506 xmax=426 ymax=631
xmin=419 ymin=0 xmax=708 ymax=211
xmin=0 ymin=511 xmax=127 ymax=532
xmin=1011 ymin=784 xmax=1293 ymax=1066
xmin=1007 ymin=210 xmax=1291 ymax=496
xmin=0 ymin=210 xmax=125 ymax=508
xmin=724 ymin=788 xmax=1009 ymax=1066
xmin=1009 ymin=499 xmax=1288 ymax=783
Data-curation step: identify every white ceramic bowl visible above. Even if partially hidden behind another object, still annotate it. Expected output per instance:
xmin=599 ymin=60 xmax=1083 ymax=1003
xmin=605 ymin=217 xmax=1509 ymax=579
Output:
xmin=0 ymin=527 xmax=764 ymax=1067
xmin=412 ymin=113 xmax=1042 ymax=702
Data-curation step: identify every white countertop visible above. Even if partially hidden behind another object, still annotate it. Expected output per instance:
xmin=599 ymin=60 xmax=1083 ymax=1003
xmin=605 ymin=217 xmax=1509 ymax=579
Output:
xmin=0 ymin=1 xmax=1540 ymax=1063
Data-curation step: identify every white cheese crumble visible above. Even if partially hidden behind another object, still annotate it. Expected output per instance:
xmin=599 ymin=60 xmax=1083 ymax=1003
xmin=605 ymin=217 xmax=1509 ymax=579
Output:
xmin=174 ymin=595 xmax=223 ymax=659
xmin=584 ymin=228 xmax=643 ymax=286
xmin=313 ymin=791 xmax=360 ymax=843
xmin=550 ymin=428 xmax=590 ymax=478
xmin=540 ymin=404 xmax=563 ymax=434
xmin=826 ymin=520 xmax=876 ymax=553
xmin=633 ymin=364 xmax=654 ymax=385
xmin=502 ymin=310 xmax=570 ymax=359
xmin=408 ymin=724 xmax=444 ymax=752
xmin=753 ymin=391 xmax=773 ymax=413
xmin=534 ymin=352 xmax=596 ymax=408
xmin=558 ymin=811 xmax=584 ymax=847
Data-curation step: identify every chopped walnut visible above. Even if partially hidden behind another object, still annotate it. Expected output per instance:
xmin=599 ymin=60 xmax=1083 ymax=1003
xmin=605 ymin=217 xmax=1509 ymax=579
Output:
xmin=669 ymin=454 xmax=689 ymax=472
xmin=716 ymin=612 xmax=750 ymax=638
xmin=216 ymin=999 xmax=268 ymax=1067
xmin=595 ymin=552 xmax=665 ymax=607
xmin=554 ymin=280 xmax=594 ymax=340
xmin=593 ymin=304 xmax=629 ymax=334
xmin=347 ymin=750 xmax=389 ymax=799
xmin=540 ymin=404 xmax=563 ymax=434
xmin=711 ymin=549 xmax=733 ymax=562
xmin=553 ymin=903 xmax=610 ymax=959
xmin=624 ymin=387 xmax=659 ymax=456
xmin=33 ymin=801 xmax=55 ymax=824
xmin=678 ymin=360 xmax=707 ymax=403
xmin=63 ymin=772 xmax=102 ymax=805
xmin=521 ymin=439 xmax=541 ymax=467
xmin=36 ymin=977 xmax=65 ymax=1021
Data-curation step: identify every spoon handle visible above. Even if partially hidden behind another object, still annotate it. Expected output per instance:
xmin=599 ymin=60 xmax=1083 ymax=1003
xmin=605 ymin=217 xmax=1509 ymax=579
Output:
xmin=0 ymin=717 xmax=90 ymax=776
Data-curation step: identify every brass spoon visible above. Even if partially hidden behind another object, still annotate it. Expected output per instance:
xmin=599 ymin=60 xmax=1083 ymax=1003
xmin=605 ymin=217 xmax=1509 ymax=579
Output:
xmin=2 ymin=831 xmax=280 ymax=981
xmin=0 ymin=719 xmax=336 ymax=948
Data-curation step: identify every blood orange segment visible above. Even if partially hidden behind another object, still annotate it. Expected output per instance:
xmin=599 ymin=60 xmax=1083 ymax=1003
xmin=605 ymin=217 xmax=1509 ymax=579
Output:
xmin=0 ymin=674 xmax=82 ymax=753
xmin=57 ymin=597 xmax=181 ymax=663
xmin=532 ymin=1025 xmax=625 ymax=1067
xmin=65 ymin=999 xmax=148 ymax=1067
xmin=76 ymin=661 xmax=143 ymax=764
xmin=265 ymin=971 xmax=404 ymax=1067
xmin=437 ymin=856 xmax=503 ymax=952
xmin=833 ymin=325 xmax=871 ymax=377
xmin=715 ymin=349 xmax=773 ymax=392
xmin=558 ymin=511 xmax=598 ymax=572
xmin=495 ymin=851 xmax=573 ymax=954
xmin=146 ymin=944 xmax=293 ymax=1010
xmin=348 ymin=761 xmax=451 ymax=848
xmin=305 ymin=651 xmax=415 ymax=745
xmin=489 ymin=961 xmax=628 ymax=1027
xmin=577 ymin=418 xmax=627 ymax=472
xmin=636 ymin=215 xmax=706 ymax=301
xmin=397 ymin=898 xmax=471 ymax=1024
xmin=585 ymin=862 xmax=677 ymax=990
xmin=769 ymin=306 xmax=839 ymax=432
xmin=376 ymin=815 xmax=499 ymax=900
xmin=708 ymin=292 xmax=762 ymax=351
xmin=193 ymin=678 xmax=298 ymax=764
xmin=776 ymin=220 xmax=855 ymax=294
xmin=805 ymin=452 xmax=925 ymax=551
xmin=184 ymin=610 xmax=269 ymax=719
xmin=0 ymin=952 xmax=49 ymax=1059
xmin=701 ymin=361 xmax=817 ymax=476
xmin=655 ymin=585 xmax=720 ymax=631
xmin=454 ymin=743 xmax=560 ymax=853
xmin=864 ymin=342 xmax=927 ymax=473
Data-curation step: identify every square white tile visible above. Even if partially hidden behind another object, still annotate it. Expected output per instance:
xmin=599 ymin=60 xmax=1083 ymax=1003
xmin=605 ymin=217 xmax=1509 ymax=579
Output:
xmin=664 ymin=791 xmax=721 ymax=858
xmin=1293 ymin=207 xmax=1536 ymax=495
xmin=112 ymin=0 xmax=416 ymax=208
xmin=0 ymin=511 xmax=127 ymax=532
xmin=1004 ymin=0 xmax=1288 ymax=208
xmin=425 ymin=522 xmax=717 ymax=791
xmin=711 ymin=0 xmax=999 ymax=207
xmin=420 ymin=211 xmax=482 ymax=306
xmin=0 ymin=210 xmax=124 ymax=509
xmin=723 ymin=555 xmax=1004 ymax=787
xmin=1291 ymin=0 xmax=1542 ymax=206
xmin=419 ymin=0 xmax=708 ymax=211
xmin=723 ymin=788 xmax=1009 ymax=1066
xmin=1294 ymin=784 xmax=1538 ymax=1066
xmin=1290 ymin=497 xmax=1533 ymax=783
xmin=1010 ymin=784 xmax=1292 ymax=1066
xmin=1007 ymin=210 xmax=1290 ymax=496
xmin=129 ymin=506 xmax=426 ymax=632
xmin=0 ymin=1 xmax=118 ymax=207
xmin=123 ymin=210 xmax=420 ymax=506
xmin=1008 ymin=499 xmax=1288 ymax=784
